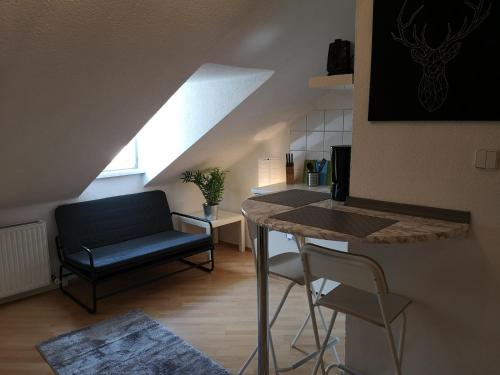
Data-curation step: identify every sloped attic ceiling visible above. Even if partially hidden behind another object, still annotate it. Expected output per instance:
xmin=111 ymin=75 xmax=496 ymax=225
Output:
xmin=0 ymin=0 xmax=355 ymax=208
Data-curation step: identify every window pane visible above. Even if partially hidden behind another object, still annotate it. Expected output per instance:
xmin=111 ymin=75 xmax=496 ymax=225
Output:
xmin=104 ymin=139 xmax=138 ymax=171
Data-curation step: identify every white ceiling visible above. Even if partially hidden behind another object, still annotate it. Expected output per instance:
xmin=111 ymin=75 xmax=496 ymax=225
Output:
xmin=0 ymin=0 xmax=355 ymax=208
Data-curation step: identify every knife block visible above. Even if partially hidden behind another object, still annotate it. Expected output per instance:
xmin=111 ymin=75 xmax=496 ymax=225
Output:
xmin=286 ymin=166 xmax=294 ymax=185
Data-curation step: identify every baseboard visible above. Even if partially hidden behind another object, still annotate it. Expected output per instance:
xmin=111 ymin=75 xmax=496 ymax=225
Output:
xmin=0 ymin=283 xmax=57 ymax=305
xmin=216 ymin=241 xmax=251 ymax=252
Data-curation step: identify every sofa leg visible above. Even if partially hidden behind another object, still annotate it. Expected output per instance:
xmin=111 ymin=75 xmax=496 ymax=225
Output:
xmin=60 ymin=282 xmax=97 ymax=314
xmin=179 ymin=249 xmax=215 ymax=273
xmin=204 ymin=247 xmax=215 ymax=272
xmin=91 ymin=282 xmax=97 ymax=314
xmin=59 ymin=266 xmax=97 ymax=314
xmin=209 ymin=247 xmax=215 ymax=271
xmin=59 ymin=265 xmax=64 ymax=291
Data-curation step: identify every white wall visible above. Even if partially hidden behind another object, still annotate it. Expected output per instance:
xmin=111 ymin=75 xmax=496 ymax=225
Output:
xmin=347 ymin=1 xmax=500 ymax=374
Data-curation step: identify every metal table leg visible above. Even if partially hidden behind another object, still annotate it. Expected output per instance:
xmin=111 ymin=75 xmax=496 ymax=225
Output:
xmin=256 ymin=225 xmax=270 ymax=375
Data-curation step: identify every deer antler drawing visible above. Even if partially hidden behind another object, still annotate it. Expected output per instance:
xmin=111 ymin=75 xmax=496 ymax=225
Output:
xmin=392 ymin=0 xmax=492 ymax=112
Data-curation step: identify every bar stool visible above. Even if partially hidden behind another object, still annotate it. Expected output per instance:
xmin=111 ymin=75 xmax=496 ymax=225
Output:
xmin=301 ymin=244 xmax=412 ymax=375
xmin=238 ymin=251 xmax=341 ymax=374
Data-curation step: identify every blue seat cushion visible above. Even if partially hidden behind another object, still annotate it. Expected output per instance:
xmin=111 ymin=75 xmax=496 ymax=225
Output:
xmin=56 ymin=191 xmax=174 ymax=255
xmin=65 ymin=230 xmax=212 ymax=273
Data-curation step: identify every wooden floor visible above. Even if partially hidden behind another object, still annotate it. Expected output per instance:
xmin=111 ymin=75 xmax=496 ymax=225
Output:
xmin=0 ymin=243 xmax=345 ymax=374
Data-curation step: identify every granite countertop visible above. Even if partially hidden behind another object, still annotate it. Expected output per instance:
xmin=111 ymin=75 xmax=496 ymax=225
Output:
xmin=251 ymin=183 xmax=330 ymax=195
xmin=242 ymin=190 xmax=469 ymax=244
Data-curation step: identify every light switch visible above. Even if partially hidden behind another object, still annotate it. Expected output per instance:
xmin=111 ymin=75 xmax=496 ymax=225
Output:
xmin=486 ymin=151 xmax=498 ymax=170
xmin=475 ymin=150 xmax=487 ymax=169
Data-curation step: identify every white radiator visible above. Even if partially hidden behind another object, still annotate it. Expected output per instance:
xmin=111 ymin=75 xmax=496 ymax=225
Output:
xmin=0 ymin=221 xmax=51 ymax=299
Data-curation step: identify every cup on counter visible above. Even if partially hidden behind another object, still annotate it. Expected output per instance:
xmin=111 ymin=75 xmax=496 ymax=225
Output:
xmin=307 ymin=172 xmax=319 ymax=187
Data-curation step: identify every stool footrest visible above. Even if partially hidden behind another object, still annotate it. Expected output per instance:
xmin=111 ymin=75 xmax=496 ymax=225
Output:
xmin=278 ymin=337 xmax=341 ymax=372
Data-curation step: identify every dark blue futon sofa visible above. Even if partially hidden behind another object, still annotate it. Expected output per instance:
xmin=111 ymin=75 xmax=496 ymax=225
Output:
xmin=55 ymin=190 xmax=214 ymax=313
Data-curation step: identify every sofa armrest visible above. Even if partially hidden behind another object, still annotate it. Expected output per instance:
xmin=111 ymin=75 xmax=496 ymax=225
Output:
xmin=80 ymin=245 xmax=95 ymax=269
xmin=170 ymin=212 xmax=213 ymax=237
xmin=56 ymin=236 xmax=96 ymax=270
xmin=55 ymin=236 xmax=65 ymax=263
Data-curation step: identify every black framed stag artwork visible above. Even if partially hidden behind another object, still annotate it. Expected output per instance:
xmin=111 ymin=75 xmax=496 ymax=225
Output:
xmin=369 ymin=0 xmax=500 ymax=121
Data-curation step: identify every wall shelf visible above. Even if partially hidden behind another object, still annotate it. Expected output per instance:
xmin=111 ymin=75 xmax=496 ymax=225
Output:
xmin=308 ymin=74 xmax=354 ymax=90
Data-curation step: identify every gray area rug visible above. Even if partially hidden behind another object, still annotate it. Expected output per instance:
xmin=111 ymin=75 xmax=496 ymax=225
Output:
xmin=37 ymin=310 xmax=231 ymax=375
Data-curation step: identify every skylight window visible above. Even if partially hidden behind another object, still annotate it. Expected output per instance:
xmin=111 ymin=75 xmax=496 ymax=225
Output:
xmin=98 ymin=139 xmax=142 ymax=178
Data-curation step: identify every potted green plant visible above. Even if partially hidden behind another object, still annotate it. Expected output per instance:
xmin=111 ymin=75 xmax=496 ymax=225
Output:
xmin=180 ymin=168 xmax=228 ymax=220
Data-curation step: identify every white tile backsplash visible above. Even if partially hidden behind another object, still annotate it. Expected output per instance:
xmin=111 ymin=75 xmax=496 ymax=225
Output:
xmin=306 ymin=131 xmax=324 ymax=152
xmin=325 ymin=110 xmax=344 ymax=131
xmin=343 ymin=110 xmax=353 ymax=131
xmin=306 ymin=111 xmax=325 ymax=132
xmin=291 ymin=109 xmax=353 ymax=158
xmin=306 ymin=151 xmax=325 ymax=161
xmin=290 ymin=131 xmax=307 ymax=151
xmin=324 ymin=132 xmax=343 ymax=150
xmin=342 ymin=131 xmax=353 ymax=145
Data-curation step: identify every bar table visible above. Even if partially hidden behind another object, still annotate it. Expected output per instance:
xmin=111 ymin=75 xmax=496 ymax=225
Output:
xmin=241 ymin=190 xmax=470 ymax=375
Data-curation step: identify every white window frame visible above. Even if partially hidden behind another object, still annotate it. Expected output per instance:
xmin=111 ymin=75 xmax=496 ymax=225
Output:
xmin=97 ymin=139 xmax=144 ymax=179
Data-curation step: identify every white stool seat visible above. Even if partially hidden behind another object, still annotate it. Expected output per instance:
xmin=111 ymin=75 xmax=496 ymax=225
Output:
xmin=318 ymin=285 xmax=411 ymax=327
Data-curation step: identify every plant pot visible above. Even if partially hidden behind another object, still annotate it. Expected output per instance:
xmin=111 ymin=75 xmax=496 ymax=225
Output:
xmin=202 ymin=203 xmax=219 ymax=220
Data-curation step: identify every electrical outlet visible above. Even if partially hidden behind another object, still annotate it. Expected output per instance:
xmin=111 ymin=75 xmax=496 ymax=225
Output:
xmin=476 ymin=149 xmax=498 ymax=170
xmin=486 ymin=150 xmax=498 ymax=170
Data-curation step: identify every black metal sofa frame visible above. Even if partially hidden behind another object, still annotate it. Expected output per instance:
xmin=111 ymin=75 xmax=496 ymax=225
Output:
xmin=55 ymin=190 xmax=214 ymax=313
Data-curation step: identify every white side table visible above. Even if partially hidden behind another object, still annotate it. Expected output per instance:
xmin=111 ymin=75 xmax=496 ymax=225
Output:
xmin=178 ymin=210 xmax=246 ymax=252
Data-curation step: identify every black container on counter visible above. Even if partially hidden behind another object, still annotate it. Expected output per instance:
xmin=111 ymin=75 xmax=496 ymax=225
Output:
xmin=330 ymin=145 xmax=351 ymax=202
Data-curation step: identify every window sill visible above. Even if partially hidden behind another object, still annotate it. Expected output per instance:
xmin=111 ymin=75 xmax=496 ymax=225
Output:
xmin=97 ymin=168 xmax=145 ymax=179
